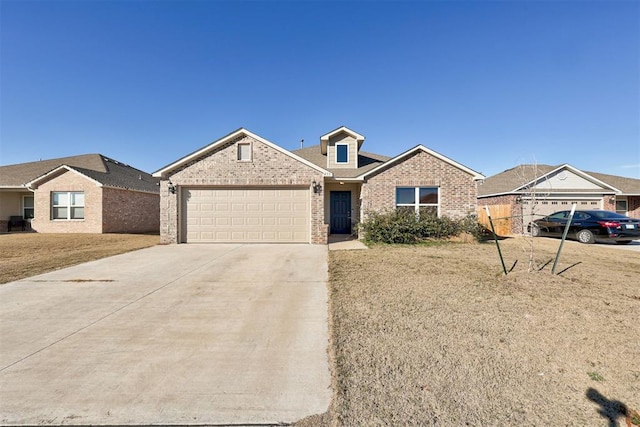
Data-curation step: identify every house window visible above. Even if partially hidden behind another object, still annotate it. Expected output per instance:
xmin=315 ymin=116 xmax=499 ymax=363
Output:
xmin=336 ymin=143 xmax=348 ymax=164
xmin=616 ymin=200 xmax=627 ymax=215
xmin=396 ymin=187 xmax=439 ymax=217
xmin=237 ymin=142 xmax=252 ymax=161
xmin=52 ymin=192 xmax=85 ymax=220
xmin=23 ymin=195 xmax=34 ymax=219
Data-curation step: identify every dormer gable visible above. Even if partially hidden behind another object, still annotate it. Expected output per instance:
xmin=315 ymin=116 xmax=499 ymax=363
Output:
xmin=320 ymin=126 xmax=365 ymax=169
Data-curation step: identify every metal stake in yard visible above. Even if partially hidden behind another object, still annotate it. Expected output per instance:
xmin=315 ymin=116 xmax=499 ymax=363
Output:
xmin=552 ymin=203 xmax=577 ymax=275
xmin=485 ymin=205 xmax=507 ymax=275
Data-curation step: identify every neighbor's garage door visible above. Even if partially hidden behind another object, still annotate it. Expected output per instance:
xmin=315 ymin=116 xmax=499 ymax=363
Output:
xmin=522 ymin=197 xmax=602 ymax=227
xmin=183 ymin=187 xmax=310 ymax=243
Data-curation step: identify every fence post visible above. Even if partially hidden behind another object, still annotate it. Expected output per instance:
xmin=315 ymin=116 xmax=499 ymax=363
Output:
xmin=552 ymin=204 xmax=577 ymax=275
xmin=485 ymin=205 xmax=507 ymax=275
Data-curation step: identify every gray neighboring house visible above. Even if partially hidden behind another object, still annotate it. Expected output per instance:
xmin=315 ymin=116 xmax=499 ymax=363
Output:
xmin=153 ymin=126 xmax=484 ymax=244
xmin=478 ymin=164 xmax=640 ymax=235
xmin=0 ymin=154 xmax=160 ymax=233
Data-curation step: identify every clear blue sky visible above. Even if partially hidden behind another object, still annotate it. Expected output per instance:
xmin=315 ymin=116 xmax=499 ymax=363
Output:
xmin=1 ymin=0 xmax=639 ymax=178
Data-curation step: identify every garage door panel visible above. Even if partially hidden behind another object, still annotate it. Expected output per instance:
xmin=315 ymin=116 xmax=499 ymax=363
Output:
xmin=184 ymin=187 xmax=309 ymax=243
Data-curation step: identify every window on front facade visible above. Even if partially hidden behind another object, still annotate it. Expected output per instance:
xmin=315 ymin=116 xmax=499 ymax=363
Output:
xmin=336 ymin=144 xmax=348 ymax=164
xmin=616 ymin=200 xmax=627 ymax=215
xmin=52 ymin=192 xmax=84 ymax=220
xmin=237 ymin=142 xmax=252 ymax=161
xmin=23 ymin=195 xmax=34 ymax=219
xmin=395 ymin=187 xmax=439 ymax=217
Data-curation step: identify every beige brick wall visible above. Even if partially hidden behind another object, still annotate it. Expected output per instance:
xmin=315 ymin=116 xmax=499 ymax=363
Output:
xmin=102 ymin=188 xmax=160 ymax=233
xmin=160 ymin=135 xmax=327 ymax=244
xmin=361 ymin=150 xmax=479 ymax=220
xmin=31 ymin=170 xmax=103 ymax=233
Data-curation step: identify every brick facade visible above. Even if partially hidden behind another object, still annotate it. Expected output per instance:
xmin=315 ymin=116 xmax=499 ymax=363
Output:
xmin=159 ymin=135 xmax=327 ymax=244
xmin=361 ymin=150 xmax=479 ymax=220
xmin=102 ymin=187 xmax=160 ymax=233
xmin=32 ymin=170 xmax=103 ymax=233
xmin=30 ymin=170 xmax=159 ymax=234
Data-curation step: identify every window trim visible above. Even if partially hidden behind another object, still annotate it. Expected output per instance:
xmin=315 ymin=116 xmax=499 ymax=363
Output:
xmin=51 ymin=191 xmax=85 ymax=221
xmin=395 ymin=186 xmax=440 ymax=217
xmin=335 ymin=143 xmax=349 ymax=164
xmin=237 ymin=142 xmax=252 ymax=162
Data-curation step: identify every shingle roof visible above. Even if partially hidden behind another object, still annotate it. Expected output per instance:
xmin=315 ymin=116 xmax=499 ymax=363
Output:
xmin=478 ymin=164 xmax=640 ymax=196
xmin=292 ymin=145 xmax=391 ymax=179
xmin=0 ymin=154 xmax=158 ymax=193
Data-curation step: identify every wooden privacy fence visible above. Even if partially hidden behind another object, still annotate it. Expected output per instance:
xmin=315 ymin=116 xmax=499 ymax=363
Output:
xmin=477 ymin=204 xmax=513 ymax=236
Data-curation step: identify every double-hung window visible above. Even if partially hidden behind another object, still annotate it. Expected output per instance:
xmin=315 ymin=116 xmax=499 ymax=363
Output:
xmin=23 ymin=195 xmax=34 ymax=219
xmin=52 ymin=191 xmax=85 ymax=220
xmin=395 ymin=187 xmax=439 ymax=217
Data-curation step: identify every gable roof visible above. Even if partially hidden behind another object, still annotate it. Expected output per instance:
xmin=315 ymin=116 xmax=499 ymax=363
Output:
xmin=292 ymin=145 xmax=391 ymax=179
xmin=478 ymin=164 xmax=640 ymax=197
xmin=0 ymin=154 xmax=158 ymax=193
xmin=360 ymin=145 xmax=485 ymax=181
xmin=153 ymin=128 xmax=331 ymax=178
xmin=319 ymin=126 xmax=365 ymax=155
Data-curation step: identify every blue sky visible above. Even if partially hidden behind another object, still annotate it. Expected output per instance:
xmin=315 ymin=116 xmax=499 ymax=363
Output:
xmin=1 ymin=0 xmax=639 ymax=179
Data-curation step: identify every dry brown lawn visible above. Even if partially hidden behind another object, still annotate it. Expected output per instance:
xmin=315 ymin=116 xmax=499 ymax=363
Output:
xmin=0 ymin=233 xmax=159 ymax=284
xmin=299 ymin=237 xmax=640 ymax=426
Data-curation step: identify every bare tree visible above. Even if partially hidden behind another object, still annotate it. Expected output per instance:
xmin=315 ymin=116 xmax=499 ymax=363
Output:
xmin=514 ymin=161 xmax=551 ymax=272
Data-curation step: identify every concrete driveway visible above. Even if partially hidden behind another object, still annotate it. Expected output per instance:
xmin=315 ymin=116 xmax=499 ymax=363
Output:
xmin=0 ymin=244 xmax=331 ymax=425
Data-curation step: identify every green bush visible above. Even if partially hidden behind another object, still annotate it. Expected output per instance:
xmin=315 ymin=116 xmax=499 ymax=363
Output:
xmin=358 ymin=210 xmax=487 ymax=244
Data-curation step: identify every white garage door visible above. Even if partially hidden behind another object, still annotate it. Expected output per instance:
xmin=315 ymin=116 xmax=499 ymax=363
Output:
xmin=522 ymin=197 xmax=602 ymax=227
xmin=183 ymin=187 xmax=310 ymax=243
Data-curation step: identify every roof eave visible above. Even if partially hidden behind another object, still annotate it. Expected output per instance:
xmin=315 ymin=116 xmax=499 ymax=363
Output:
xmin=359 ymin=145 xmax=485 ymax=181
xmin=153 ymin=128 xmax=331 ymax=178
xmin=26 ymin=165 xmax=103 ymax=189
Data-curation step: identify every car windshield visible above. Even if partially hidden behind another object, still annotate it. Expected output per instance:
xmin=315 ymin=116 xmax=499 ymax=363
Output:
xmin=587 ymin=211 xmax=629 ymax=219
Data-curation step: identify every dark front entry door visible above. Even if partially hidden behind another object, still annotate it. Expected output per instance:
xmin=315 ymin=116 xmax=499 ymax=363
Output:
xmin=330 ymin=191 xmax=351 ymax=234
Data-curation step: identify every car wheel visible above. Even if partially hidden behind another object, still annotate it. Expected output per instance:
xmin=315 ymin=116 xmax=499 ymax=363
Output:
xmin=530 ymin=224 xmax=540 ymax=237
xmin=576 ymin=229 xmax=595 ymax=244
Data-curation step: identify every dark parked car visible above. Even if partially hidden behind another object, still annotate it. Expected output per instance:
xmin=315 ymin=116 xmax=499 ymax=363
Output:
xmin=528 ymin=210 xmax=640 ymax=244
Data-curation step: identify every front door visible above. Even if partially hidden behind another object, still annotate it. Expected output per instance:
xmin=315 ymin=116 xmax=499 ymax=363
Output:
xmin=330 ymin=191 xmax=351 ymax=234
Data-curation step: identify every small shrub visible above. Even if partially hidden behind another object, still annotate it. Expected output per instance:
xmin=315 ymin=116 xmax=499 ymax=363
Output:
xmin=358 ymin=210 xmax=488 ymax=244
xmin=587 ymin=371 xmax=604 ymax=381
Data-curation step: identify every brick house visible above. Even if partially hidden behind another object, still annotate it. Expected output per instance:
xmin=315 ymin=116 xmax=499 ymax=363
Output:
xmin=0 ymin=154 xmax=160 ymax=233
xmin=478 ymin=164 xmax=640 ymax=235
xmin=153 ymin=127 xmax=485 ymax=244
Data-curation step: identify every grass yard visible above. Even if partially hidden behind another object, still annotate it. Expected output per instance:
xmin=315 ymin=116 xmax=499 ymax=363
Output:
xmin=0 ymin=233 xmax=159 ymax=284
xmin=300 ymin=237 xmax=640 ymax=426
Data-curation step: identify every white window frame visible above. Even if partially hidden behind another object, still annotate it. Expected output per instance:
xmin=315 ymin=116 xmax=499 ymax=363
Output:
xmin=22 ymin=195 xmax=34 ymax=219
xmin=237 ymin=142 xmax=252 ymax=162
xmin=395 ymin=187 xmax=440 ymax=217
xmin=335 ymin=143 xmax=349 ymax=164
xmin=52 ymin=191 xmax=85 ymax=220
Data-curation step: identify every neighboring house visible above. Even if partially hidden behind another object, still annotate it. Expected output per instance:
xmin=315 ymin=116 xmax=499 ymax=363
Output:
xmin=0 ymin=154 xmax=160 ymax=233
xmin=478 ymin=164 xmax=640 ymax=235
xmin=153 ymin=126 xmax=484 ymax=244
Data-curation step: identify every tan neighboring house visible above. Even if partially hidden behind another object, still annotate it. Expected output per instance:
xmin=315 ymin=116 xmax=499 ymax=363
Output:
xmin=153 ymin=126 xmax=485 ymax=244
xmin=0 ymin=154 xmax=160 ymax=233
xmin=478 ymin=164 xmax=640 ymax=235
